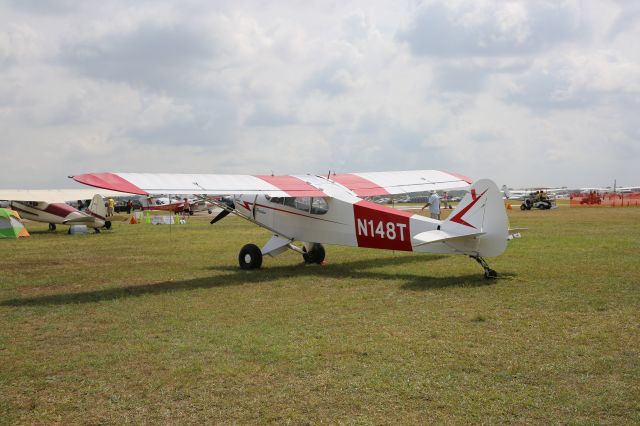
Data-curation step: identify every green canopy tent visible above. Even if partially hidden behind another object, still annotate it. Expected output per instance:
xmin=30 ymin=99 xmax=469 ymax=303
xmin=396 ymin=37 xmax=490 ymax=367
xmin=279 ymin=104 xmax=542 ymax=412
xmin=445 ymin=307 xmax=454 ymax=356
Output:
xmin=0 ymin=208 xmax=30 ymax=238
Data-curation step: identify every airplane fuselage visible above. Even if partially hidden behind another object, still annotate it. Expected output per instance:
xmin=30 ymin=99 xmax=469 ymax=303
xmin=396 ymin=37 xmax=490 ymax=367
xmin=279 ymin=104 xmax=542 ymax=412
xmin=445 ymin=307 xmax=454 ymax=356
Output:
xmin=9 ymin=201 xmax=105 ymax=228
xmin=234 ymin=175 xmax=500 ymax=256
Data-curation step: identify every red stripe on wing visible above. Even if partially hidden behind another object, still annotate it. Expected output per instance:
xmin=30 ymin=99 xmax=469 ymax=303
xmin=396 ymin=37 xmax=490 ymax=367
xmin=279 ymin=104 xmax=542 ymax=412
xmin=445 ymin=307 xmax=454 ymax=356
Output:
xmin=73 ymin=173 xmax=148 ymax=195
xmin=331 ymin=174 xmax=389 ymax=197
xmin=255 ymin=175 xmax=325 ymax=197
xmin=440 ymin=170 xmax=473 ymax=184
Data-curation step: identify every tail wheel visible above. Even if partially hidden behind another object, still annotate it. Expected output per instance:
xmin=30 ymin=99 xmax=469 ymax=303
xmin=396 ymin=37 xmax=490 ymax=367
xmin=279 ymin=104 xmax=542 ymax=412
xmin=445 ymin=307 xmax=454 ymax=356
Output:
xmin=302 ymin=243 xmax=326 ymax=264
xmin=484 ymin=269 xmax=498 ymax=279
xmin=239 ymin=243 xmax=263 ymax=270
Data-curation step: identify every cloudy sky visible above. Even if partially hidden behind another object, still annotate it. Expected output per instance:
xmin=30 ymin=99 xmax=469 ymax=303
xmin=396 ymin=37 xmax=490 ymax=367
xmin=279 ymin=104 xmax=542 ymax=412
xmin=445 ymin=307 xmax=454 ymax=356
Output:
xmin=1 ymin=0 xmax=638 ymax=188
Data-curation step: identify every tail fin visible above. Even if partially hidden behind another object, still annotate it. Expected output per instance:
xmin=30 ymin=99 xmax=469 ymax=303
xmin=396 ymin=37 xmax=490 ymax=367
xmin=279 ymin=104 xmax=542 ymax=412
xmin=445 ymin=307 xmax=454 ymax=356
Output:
xmin=87 ymin=194 xmax=107 ymax=219
xmin=501 ymin=185 xmax=512 ymax=199
xmin=442 ymin=179 xmax=508 ymax=257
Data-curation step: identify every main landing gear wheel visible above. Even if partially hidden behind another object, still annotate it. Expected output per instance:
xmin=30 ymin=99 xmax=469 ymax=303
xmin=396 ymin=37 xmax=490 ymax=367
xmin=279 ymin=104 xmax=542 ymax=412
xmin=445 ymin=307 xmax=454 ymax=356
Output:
xmin=239 ymin=243 xmax=263 ymax=270
xmin=470 ymin=255 xmax=498 ymax=279
xmin=302 ymin=243 xmax=326 ymax=264
xmin=104 ymin=221 xmax=112 ymax=230
xmin=48 ymin=223 xmax=56 ymax=231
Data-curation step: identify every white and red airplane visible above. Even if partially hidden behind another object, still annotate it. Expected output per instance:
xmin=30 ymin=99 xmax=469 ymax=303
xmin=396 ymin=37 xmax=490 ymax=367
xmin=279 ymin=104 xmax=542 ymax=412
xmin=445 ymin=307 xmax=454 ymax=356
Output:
xmin=0 ymin=190 xmax=119 ymax=232
xmin=144 ymin=195 xmax=212 ymax=214
xmin=72 ymin=170 xmax=509 ymax=278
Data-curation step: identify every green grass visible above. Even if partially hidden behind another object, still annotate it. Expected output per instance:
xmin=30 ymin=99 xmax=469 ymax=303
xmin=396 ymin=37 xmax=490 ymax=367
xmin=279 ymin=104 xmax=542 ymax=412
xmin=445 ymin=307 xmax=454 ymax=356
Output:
xmin=1 ymin=207 xmax=639 ymax=424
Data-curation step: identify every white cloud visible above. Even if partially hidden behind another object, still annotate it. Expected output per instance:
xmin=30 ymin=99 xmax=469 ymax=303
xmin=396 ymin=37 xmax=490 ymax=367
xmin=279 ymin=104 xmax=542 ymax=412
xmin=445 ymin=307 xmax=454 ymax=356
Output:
xmin=0 ymin=0 xmax=638 ymax=189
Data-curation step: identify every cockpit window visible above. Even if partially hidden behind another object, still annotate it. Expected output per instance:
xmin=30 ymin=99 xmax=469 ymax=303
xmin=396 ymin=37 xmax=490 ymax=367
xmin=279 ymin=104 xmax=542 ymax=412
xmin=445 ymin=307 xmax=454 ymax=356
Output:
xmin=276 ymin=196 xmax=329 ymax=214
xmin=267 ymin=196 xmax=285 ymax=205
xmin=310 ymin=197 xmax=329 ymax=214
xmin=283 ymin=196 xmax=309 ymax=212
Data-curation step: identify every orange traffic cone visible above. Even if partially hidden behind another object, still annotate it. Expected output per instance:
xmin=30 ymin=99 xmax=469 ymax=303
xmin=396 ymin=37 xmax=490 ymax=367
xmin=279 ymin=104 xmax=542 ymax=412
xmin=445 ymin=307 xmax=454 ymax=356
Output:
xmin=129 ymin=214 xmax=138 ymax=224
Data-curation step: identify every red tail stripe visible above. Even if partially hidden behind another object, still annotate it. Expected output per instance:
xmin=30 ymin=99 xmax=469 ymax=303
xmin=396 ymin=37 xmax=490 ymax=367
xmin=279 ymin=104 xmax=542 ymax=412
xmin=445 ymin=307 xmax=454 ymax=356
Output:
xmin=449 ymin=189 xmax=487 ymax=229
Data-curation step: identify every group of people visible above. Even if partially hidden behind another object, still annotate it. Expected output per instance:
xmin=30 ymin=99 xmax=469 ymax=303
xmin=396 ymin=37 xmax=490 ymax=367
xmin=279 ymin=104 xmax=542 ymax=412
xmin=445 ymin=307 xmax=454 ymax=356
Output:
xmin=532 ymin=190 xmax=549 ymax=202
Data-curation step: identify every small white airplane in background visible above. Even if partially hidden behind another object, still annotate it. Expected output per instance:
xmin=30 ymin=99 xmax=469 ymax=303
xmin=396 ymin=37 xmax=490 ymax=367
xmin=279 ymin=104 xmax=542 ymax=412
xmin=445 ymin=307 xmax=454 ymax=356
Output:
xmin=615 ymin=185 xmax=640 ymax=193
xmin=0 ymin=189 xmax=124 ymax=232
xmin=72 ymin=170 xmax=510 ymax=278
xmin=501 ymin=185 xmax=568 ymax=200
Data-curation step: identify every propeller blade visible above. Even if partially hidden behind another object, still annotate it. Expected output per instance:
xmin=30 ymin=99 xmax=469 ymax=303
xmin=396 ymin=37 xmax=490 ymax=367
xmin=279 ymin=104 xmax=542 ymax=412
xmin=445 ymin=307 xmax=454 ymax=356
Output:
xmin=210 ymin=209 xmax=230 ymax=224
xmin=210 ymin=197 xmax=235 ymax=224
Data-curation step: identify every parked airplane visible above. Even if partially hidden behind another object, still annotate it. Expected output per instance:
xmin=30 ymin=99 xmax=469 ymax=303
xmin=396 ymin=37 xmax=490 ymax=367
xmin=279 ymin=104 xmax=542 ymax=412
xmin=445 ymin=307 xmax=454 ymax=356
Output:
xmin=501 ymin=185 xmax=568 ymax=200
xmin=72 ymin=170 xmax=509 ymax=278
xmin=0 ymin=189 xmax=122 ymax=232
xmin=616 ymin=186 xmax=640 ymax=193
xmin=144 ymin=195 xmax=213 ymax=214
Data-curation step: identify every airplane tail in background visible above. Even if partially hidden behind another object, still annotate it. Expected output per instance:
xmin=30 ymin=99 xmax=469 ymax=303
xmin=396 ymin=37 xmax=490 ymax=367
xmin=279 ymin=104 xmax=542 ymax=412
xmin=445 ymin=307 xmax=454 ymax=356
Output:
xmin=87 ymin=194 xmax=107 ymax=219
xmin=501 ymin=185 xmax=512 ymax=199
xmin=441 ymin=179 xmax=508 ymax=257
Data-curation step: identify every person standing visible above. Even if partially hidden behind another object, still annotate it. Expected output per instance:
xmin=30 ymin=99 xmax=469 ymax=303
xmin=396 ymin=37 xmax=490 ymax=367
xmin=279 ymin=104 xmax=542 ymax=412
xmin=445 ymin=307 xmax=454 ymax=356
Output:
xmin=421 ymin=190 xmax=441 ymax=220
xmin=107 ymin=198 xmax=115 ymax=216
xmin=442 ymin=191 xmax=450 ymax=209
xmin=181 ymin=198 xmax=191 ymax=220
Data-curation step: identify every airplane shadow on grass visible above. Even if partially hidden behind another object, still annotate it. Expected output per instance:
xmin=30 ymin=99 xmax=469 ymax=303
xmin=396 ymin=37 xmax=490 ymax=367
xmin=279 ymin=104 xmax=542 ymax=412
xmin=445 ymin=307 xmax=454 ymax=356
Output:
xmin=3 ymin=255 xmax=513 ymax=307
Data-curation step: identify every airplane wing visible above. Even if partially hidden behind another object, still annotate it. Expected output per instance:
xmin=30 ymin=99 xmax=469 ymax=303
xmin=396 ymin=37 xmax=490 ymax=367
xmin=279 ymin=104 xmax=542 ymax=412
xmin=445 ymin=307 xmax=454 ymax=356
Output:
xmin=0 ymin=189 xmax=134 ymax=203
xmin=71 ymin=170 xmax=472 ymax=198
xmin=71 ymin=172 xmax=327 ymax=197
xmin=331 ymin=170 xmax=472 ymax=196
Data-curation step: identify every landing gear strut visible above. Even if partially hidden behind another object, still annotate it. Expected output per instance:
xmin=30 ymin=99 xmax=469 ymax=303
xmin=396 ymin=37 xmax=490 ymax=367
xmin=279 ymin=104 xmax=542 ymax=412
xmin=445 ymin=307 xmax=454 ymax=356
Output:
xmin=471 ymin=255 xmax=497 ymax=279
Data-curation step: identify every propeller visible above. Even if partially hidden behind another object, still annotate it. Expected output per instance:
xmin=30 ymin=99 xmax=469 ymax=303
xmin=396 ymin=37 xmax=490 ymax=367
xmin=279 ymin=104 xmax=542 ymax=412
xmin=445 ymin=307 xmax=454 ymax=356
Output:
xmin=210 ymin=197 xmax=235 ymax=224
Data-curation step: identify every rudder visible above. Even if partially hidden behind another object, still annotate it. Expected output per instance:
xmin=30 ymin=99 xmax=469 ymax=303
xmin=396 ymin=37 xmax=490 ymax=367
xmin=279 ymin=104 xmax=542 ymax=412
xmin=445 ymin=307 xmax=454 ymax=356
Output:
xmin=442 ymin=179 xmax=508 ymax=257
xmin=87 ymin=194 xmax=107 ymax=219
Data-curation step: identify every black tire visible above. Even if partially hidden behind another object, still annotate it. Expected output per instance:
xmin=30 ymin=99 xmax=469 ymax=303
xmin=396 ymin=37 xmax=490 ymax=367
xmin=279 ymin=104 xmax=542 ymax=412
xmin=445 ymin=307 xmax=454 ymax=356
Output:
xmin=48 ymin=223 xmax=57 ymax=231
xmin=239 ymin=244 xmax=263 ymax=270
xmin=302 ymin=243 xmax=326 ymax=264
xmin=520 ymin=204 xmax=526 ymax=211
xmin=189 ymin=210 xmax=194 ymax=216
xmin=104 ymin=221 xmax=112 ymax=230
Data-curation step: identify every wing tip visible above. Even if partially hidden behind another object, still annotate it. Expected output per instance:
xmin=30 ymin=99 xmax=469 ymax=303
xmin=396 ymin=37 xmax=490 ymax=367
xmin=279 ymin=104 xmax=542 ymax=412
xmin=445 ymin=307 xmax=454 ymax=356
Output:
xmin=72 ymin=172 xmax=148 ymax=196
xmin=440 ymin=170 xmax=474 ymax=184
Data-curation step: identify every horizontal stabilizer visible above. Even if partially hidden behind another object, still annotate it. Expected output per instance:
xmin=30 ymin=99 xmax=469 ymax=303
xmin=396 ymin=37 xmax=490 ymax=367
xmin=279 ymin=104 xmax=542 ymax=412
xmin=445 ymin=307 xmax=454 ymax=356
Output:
xmin=509 ymin=227 xmax=528 ymax=232
xmin=412 ymin=229 xmax=485 ymax=247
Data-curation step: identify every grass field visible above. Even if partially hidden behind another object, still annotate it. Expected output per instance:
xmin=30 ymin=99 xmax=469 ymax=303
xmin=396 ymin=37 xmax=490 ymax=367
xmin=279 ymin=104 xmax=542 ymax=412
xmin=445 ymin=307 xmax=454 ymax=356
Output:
xmin=1 ymin=206 xmax=639 ymax=424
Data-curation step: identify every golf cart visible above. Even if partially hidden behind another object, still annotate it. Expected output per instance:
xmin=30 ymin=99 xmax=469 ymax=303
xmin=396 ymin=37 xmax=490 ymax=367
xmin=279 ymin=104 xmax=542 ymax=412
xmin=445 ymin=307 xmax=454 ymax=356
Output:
xmin=520 ymin=192 xmax=556 ymax=210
